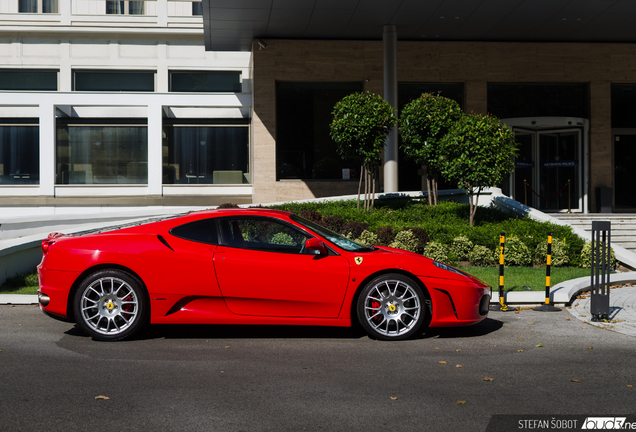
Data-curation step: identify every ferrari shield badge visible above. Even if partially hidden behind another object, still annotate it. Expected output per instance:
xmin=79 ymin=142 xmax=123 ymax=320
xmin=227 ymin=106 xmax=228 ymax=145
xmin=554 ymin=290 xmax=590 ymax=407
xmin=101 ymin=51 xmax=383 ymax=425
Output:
xmin=354 ymin=257 xmax=363 ymax=265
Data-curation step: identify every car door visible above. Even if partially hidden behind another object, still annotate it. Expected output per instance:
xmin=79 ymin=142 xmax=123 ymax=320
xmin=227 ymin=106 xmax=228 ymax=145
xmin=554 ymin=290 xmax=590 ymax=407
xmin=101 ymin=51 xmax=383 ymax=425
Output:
xmin=213 ymin=216 xmax=350 ymax=318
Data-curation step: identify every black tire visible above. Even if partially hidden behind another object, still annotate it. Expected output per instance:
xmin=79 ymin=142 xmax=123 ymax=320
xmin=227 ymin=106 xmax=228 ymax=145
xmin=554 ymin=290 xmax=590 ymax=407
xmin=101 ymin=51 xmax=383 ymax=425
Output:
xmin=356 ymin=273 xmax=426 ymax=341
xmin=73 ymin=269 xmax=148 ymax=341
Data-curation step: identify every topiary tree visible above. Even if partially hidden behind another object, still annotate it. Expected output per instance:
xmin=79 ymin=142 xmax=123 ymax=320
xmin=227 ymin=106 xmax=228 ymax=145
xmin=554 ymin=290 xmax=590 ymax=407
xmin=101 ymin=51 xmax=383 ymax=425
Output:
xmin=330 ymin=91 xmax=398 ymax=211
xmin=438 ymin=113 xmax=517 ymax=226
xmin=399 ymin=93 xmax=463 ymax=205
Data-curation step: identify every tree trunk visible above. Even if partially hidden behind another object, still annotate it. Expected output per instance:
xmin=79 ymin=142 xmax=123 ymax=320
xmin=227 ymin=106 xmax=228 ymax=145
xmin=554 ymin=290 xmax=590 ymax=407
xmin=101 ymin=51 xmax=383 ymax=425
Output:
xmin=370 ymin=168 xmax=376 ymax=211
xmin=364 ymin=164 xmax=369 ymax=211
xmin=357 ymin=165 xmax=364 ymax=210
xmin=432 ymin=170 xmax=438 ymax=206
xmin=469 ymin=186 xmax=482 ymax=227
xmin=426 ymin=172 xmax=432 ymax=206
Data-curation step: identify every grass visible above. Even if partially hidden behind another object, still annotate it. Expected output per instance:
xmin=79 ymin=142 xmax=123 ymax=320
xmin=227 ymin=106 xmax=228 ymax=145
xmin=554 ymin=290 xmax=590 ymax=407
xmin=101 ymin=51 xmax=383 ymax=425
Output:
xmin=0 ymin=271 xmax=38 ymax=295
xmin=456 ymin=265 xmax=591 ymax=292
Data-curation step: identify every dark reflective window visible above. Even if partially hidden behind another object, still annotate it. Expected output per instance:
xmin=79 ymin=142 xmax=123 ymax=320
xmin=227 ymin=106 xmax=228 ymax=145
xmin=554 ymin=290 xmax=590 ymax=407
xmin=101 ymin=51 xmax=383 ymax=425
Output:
xmin=0 ymin=120 xmax=39 ymax=185
xmin=106 ymin=1 xmax=144 ymax=14
xmin=19 ymin=0 xmax=57 ymax=13
xmin=192 ymin=2 xmax=202 ymax=16
xmin=0 ymin=70 xmax=57 ymax=91
xmin=169 ymin=72 xmax=241 ymax=93
xmin=162 ymin=121 xmax=249 ymax=185
xmin=611 ymin=85 xmax=636 ymax=128
xmin=276 ymin=82 xmax=362 ymax=180
xmin=171 ymin=219 xmax=219 ymax=244
xmin=56 ymin=119 xmax=148 ymax=185
xmin=74 ymin=71 xmax=154 ymax=92
xmin=487 ymin=83 xmax=588 ymax=119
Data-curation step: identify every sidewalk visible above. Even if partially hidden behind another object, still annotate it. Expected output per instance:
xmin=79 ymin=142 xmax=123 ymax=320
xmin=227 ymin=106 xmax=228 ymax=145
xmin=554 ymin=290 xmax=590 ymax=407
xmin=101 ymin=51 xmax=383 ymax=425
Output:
xmin=567 ymin=283 xmax=636 ymax=337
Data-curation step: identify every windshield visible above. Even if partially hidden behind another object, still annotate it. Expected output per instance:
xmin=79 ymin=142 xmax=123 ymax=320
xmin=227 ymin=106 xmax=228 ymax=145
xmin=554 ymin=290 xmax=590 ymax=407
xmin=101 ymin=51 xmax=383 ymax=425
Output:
xmin=289 ymin=214 xmax=374 ymax=252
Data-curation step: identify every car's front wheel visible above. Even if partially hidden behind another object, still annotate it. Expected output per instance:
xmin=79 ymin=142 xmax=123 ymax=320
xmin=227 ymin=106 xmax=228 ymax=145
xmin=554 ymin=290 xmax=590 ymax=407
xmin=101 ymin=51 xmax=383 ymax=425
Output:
xmin=357 ymin=274 xmax=426 ymax=341
xmin=73 ymin=269 xmax=148 ymax=341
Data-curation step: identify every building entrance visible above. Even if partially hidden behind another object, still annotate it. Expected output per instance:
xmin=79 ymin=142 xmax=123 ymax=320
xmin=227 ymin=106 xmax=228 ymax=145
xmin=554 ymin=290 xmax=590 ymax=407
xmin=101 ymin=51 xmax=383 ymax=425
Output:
xmin=502 ymin=117 xmax=588 ymax=213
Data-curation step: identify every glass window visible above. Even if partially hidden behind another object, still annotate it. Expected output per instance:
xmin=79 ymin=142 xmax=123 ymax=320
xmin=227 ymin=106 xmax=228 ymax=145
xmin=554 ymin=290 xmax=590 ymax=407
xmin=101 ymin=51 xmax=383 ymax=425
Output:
xmin=169 ymin=72 xmax=241 ymax=93
xmin=276 ymin=82 xmax=362 ymax=180
xmin=73 ymin=71 xmax=154 ymax=92
xmin=162 ymin=122 xmax=249 ymax=185
xmin=106 ymin=1 xmax=144 ymax=15
xmin=611 ymin=84 xmax=636 ymax=128
xmin=218 ymin=217 xmax=310 ymax=254
xmin=192 ymin=2 xmax=202 ymax=16
xmin=19 ymin=0 xmax=57 ymax=13
xmin=170 ymin=218 xmax=219 ymax=245
xmin=0 ymin=70 xmax=57 ymax=91
xmin=487 ymin=83 xmax=588 ymax=119
xmin=56 ymin=120 xmax=148 ymax=185
xmin=290 ymin=214 xmax=372 ymax=252
xmin=0 ymin=120 xmax=39 ymax=185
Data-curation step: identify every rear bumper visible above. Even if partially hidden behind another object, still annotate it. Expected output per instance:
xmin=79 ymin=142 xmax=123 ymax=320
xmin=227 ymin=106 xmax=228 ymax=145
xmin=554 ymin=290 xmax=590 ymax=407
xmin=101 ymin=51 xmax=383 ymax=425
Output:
xmin=37 ymin=265 xmax=80 ymax=319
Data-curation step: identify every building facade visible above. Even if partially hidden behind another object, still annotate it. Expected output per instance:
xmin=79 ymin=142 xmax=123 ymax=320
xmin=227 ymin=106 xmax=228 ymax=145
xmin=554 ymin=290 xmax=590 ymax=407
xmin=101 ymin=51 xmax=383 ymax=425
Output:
xmin=0 ymin=0 xmax=252 ymax=214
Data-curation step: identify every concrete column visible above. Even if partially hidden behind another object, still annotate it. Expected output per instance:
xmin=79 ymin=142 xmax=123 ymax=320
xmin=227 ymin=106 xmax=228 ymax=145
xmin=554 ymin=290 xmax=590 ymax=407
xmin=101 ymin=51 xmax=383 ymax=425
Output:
xmin=147 ymin=102 xmax=163 ymax=196
xmin=39 ymin=102 xmax=55 ymax=197
xmin=383 ymin=24 xmax=398 ymax=193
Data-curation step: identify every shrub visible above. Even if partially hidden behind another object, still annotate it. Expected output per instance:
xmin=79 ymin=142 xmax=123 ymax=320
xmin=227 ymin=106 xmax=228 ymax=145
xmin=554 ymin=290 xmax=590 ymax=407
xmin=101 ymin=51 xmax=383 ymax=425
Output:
xmin=342 ymin=221 xmax=368 ymax=238
xmin=496 ymin=236 xmax=532 ymax=266
xmin=403 ymin=226 xmax=429 ymax=253
xmin=217 ymin=203 xmax=239 ymax=209
xmin=449 ymin=235 xmax=474 ymax=261
xmin=389 ymin=230 xmax=419 ymax=253
xmin=269 ymin=232 xmax=296 ymax=246
xmin=533 ymin=238 xmax=570 ymax=267
xmin=324 ymin=216 xmax=346 ymax=233
xmin=376 ymin=226 xmax=395 ymax=246
xmin=356 ymin=230 xmax=379 ymax=246
xmin=579 ymin=241 xmax=617 ymax=269
xmin=468 ymin=245 xmax=494 ymax=267
xmin=299 ymin=209 xmax=323 ymax=224
xmin=423 ymin=241 xmax=448 ymax=262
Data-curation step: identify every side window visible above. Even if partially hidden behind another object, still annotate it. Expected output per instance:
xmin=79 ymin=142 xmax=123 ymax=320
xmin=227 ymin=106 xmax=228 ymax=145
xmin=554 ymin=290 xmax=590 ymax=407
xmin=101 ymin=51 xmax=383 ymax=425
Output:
xmin=218 ymin=217 xmax=311 ymax=254
xmin=170 ymin=218 xmax=218 ymax=245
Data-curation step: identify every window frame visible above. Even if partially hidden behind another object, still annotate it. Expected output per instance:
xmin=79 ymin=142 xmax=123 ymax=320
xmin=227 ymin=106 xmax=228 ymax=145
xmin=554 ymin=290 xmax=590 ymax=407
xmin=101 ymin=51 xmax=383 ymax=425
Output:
xmin=72 ymin=70 xmax=156 ymax=92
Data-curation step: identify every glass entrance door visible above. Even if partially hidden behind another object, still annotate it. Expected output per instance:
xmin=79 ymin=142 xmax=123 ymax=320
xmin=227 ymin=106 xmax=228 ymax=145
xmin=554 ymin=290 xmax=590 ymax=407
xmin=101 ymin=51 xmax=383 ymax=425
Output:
xmin=511 ymin=128 xmax=582 ymax=212
xmin=538 ymin=130 xmax=580 ymax=212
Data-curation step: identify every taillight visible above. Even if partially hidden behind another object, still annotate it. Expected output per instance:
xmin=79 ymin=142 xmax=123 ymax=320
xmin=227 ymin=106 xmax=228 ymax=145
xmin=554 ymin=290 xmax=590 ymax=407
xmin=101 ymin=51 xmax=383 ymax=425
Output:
xmin=41 ymin=232 xmax=64 ymax=254
xmin=41 ymin=239 xmax=54 ymax=254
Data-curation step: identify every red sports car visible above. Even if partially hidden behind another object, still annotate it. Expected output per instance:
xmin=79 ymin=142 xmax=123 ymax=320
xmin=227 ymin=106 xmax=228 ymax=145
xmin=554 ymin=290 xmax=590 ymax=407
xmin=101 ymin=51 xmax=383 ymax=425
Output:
xmin=37 ymin=208 xmax=490 ymax=341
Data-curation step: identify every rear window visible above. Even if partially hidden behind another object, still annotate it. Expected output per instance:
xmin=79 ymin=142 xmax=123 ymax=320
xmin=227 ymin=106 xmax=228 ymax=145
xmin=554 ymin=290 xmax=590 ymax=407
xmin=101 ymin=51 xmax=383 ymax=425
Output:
xmin=170 ymin=218 xmax=219 ymax=245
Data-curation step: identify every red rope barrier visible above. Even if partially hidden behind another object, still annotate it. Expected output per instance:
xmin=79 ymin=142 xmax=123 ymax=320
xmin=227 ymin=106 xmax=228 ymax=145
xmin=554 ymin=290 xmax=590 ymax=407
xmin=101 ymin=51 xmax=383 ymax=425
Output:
xmin=526 ymin=182 xmax=568 ymax=201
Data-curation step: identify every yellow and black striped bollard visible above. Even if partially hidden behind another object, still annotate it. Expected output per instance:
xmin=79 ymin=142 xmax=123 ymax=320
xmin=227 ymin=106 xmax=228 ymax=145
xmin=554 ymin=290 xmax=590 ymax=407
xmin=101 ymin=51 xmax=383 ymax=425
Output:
xmin=490 ymin=232 xmax=509 ymax=311
xmin=534 ymin=232 xmax=561 ymax=312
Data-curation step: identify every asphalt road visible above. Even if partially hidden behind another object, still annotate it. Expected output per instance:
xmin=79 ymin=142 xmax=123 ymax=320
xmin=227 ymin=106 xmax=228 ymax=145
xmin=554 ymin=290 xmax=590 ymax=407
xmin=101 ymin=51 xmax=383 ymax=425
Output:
xmin=1 ymin=305 xmax=635 ymax=432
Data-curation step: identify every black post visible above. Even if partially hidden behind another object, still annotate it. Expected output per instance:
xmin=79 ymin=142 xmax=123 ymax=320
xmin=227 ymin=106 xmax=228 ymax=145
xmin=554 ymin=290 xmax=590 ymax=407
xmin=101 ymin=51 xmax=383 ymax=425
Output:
xmin=591 ymin=221 xmax=611 ymax=321
xmin=534 ymin=232 xmax=560 ymax=312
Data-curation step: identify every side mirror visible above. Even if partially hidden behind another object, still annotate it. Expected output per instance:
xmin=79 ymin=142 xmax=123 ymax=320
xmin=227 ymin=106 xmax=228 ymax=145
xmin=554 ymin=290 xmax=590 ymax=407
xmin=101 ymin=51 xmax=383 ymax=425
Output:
xmin=305 ymin=238 xmax=328 ymax=256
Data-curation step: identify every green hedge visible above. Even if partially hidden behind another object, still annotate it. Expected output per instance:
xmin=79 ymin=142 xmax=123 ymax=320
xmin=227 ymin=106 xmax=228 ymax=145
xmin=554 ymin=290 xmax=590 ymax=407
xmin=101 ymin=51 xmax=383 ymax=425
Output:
xmin=269 ymin=198 xmax=586 ymax=266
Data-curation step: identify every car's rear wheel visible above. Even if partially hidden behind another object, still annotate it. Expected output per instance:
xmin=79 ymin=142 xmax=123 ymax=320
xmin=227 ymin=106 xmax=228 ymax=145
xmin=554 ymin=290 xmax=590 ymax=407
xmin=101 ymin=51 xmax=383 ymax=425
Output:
xmin=73 ymin=269 xmax=148 ymax=341
xmin=357 ymin=274 xmax=426 ymax=341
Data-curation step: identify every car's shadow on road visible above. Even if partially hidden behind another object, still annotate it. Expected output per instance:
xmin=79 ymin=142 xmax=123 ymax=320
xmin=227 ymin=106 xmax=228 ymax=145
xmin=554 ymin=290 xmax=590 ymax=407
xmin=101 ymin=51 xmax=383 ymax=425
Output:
xmin=65 ymin=317 xmax=503 ymax=342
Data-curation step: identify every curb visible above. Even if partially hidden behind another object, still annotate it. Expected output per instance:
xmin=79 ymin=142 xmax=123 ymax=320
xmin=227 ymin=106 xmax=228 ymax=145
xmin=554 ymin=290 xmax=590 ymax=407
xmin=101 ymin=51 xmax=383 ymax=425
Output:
xmin=5 ymin=272 xmax=636 ymax=307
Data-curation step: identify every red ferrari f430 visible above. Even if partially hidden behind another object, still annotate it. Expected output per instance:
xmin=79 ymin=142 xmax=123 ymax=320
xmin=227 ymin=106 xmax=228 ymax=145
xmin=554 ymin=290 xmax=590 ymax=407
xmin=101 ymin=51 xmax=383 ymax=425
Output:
xmin=38 ymin=208 xmax=490 ymax=341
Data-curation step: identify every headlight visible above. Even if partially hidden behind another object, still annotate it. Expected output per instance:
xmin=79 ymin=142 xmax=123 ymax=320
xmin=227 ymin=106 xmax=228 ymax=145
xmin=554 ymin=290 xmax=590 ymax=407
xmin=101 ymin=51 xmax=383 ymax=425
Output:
xmin=433 ymin=261 xmax=470 ymax=277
